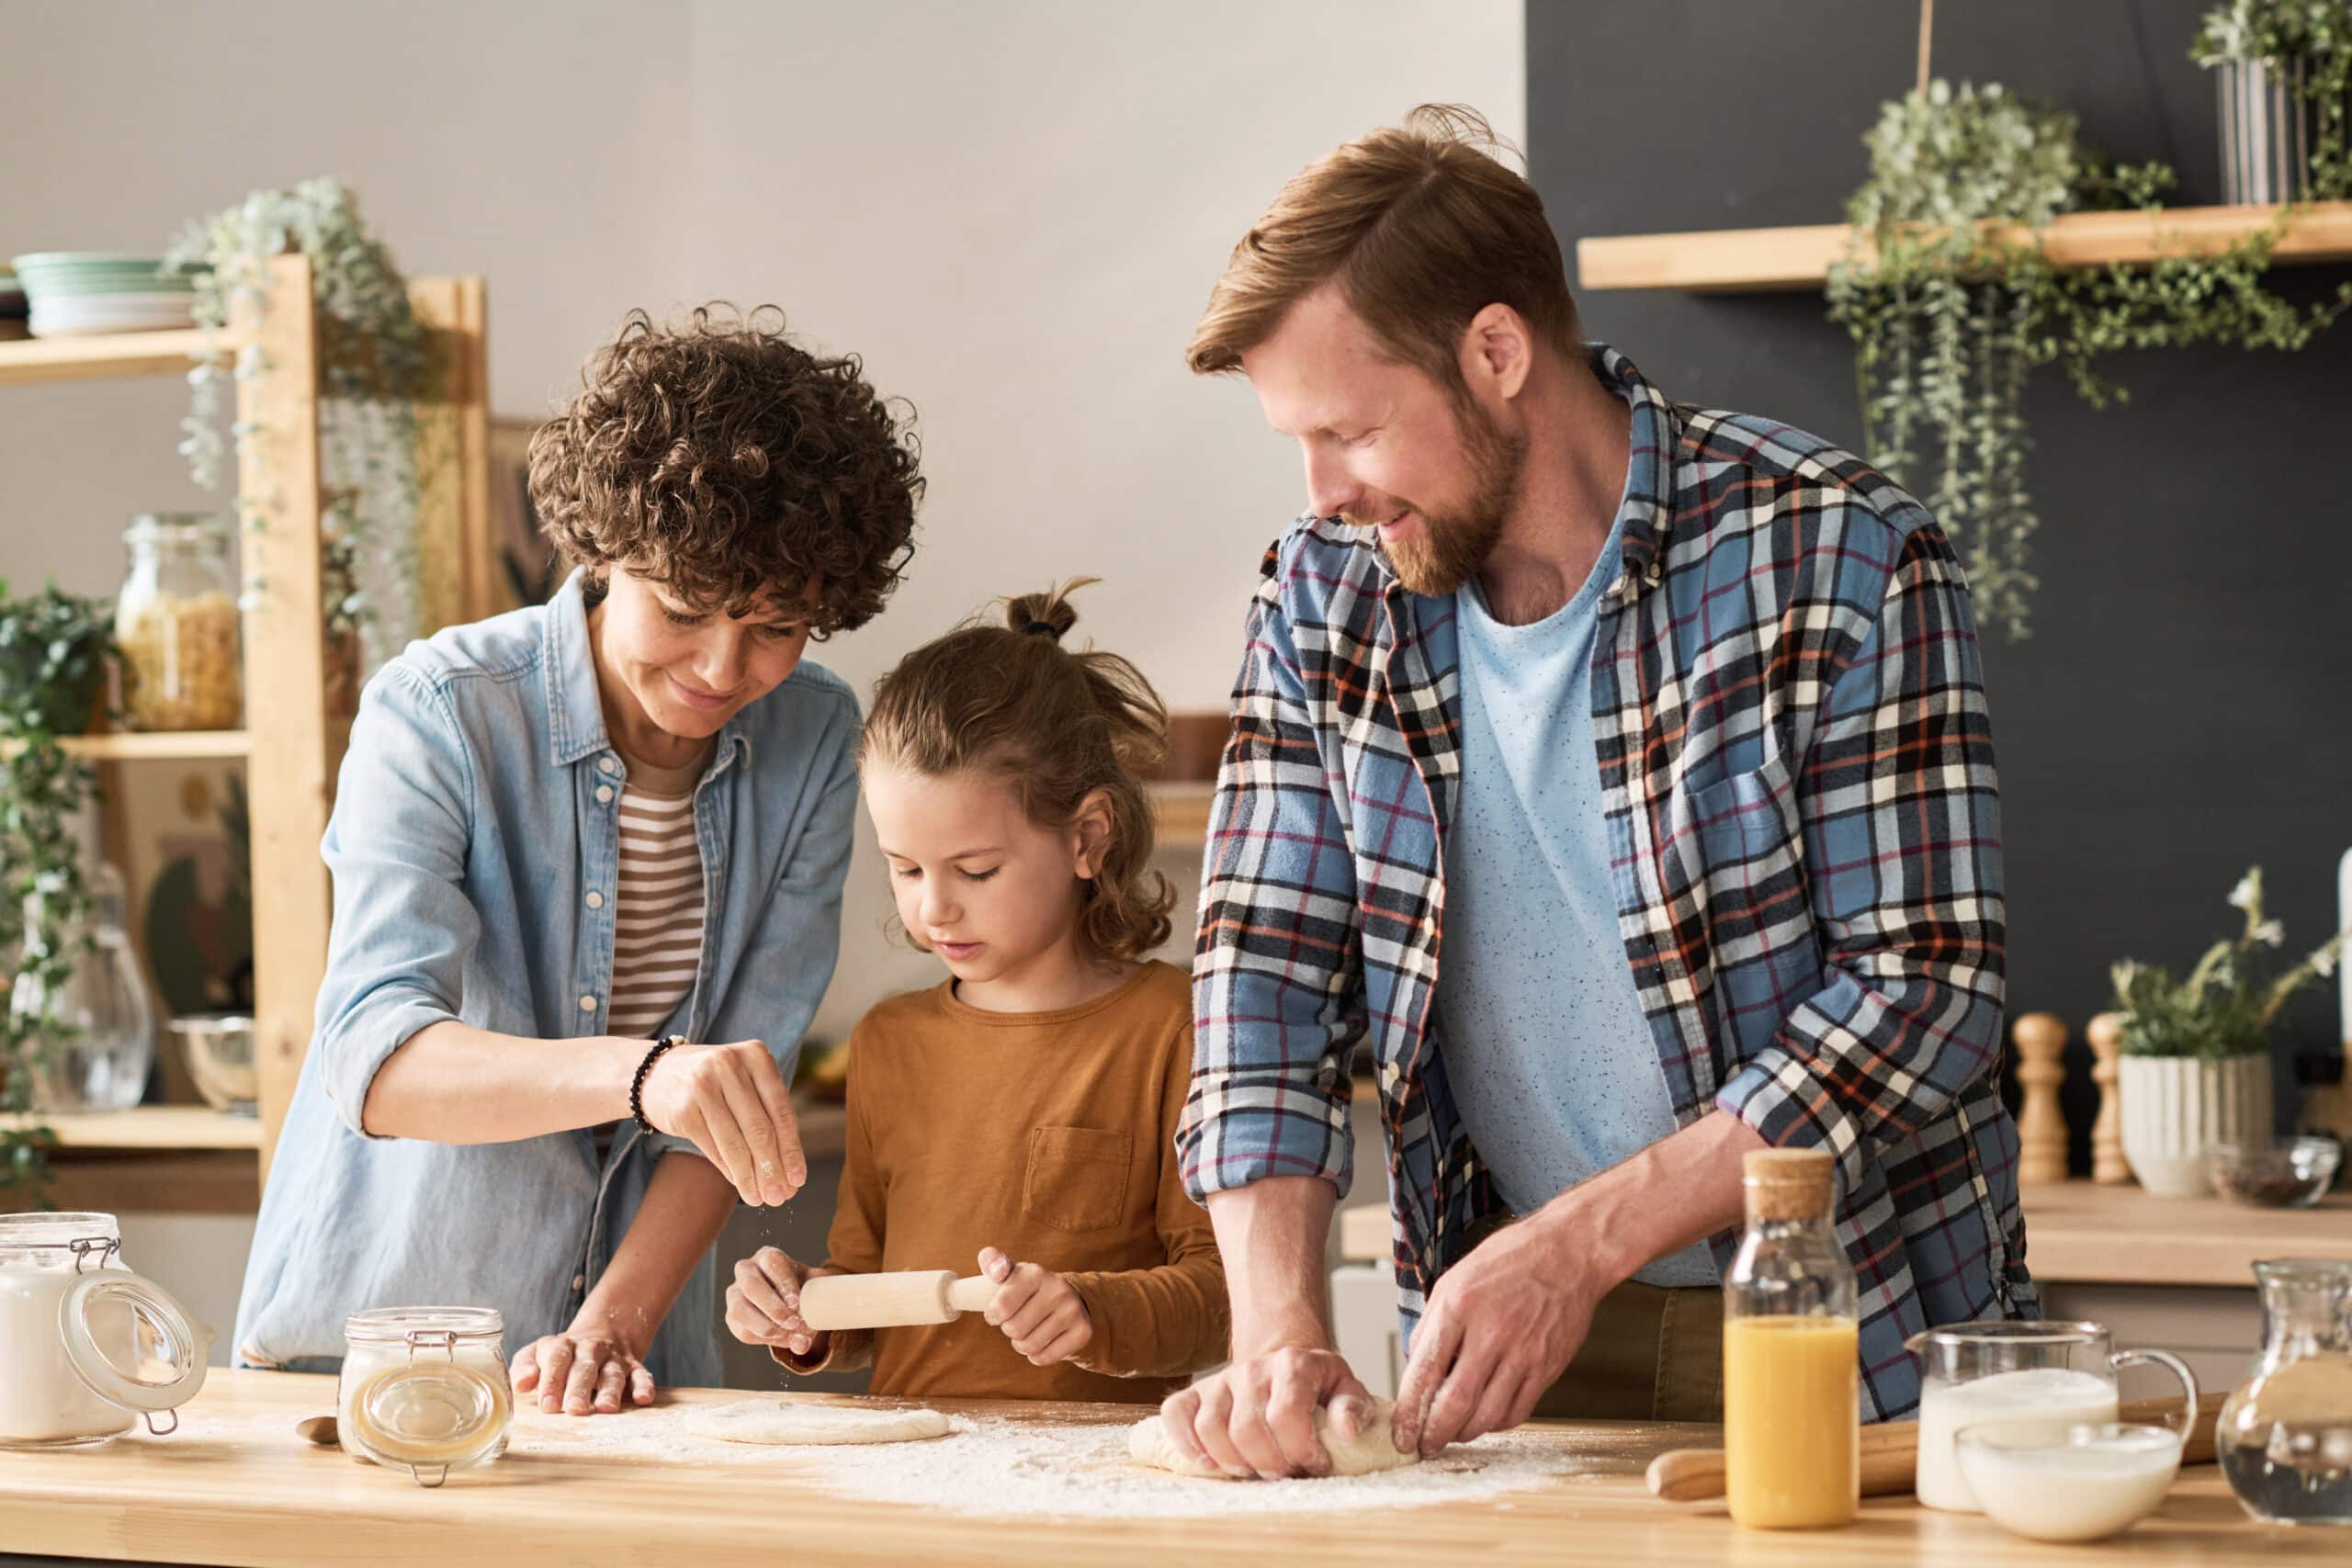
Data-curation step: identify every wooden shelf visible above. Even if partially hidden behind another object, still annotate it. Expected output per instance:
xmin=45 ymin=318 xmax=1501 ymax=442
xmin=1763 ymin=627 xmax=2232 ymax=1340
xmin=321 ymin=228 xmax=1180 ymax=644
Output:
xmin=0 ymin=326 xmax=241 ymax=387
xmin=3 ymin=1105 xmax=263 ymax=1152
xmin=1575 ymin=199 xmax=2352 ymax=293
xmin=1148 ymin=781 xmax=1214 ymax=849
xmin=59 ymin=729 xmax=252 ymax=761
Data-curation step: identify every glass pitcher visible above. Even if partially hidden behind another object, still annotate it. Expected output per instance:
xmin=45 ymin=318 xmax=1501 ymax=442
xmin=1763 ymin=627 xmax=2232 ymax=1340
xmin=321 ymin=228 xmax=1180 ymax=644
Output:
xmin=1906 ymin=1320 xmax=2199 ymax=1513
xmin=2219 ymin=1258 xmax=2352 ymax=1526
xmin=8 ymin=863 xmax=157 ymax=1113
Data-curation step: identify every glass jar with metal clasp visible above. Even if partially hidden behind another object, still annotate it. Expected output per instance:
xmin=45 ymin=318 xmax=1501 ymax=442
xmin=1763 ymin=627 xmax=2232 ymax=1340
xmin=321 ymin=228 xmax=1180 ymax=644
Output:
xmin=338 ymin=1307 xmax=513 ymax=1486
xmin=0 ymin=1212 xmax=212 ymax=1449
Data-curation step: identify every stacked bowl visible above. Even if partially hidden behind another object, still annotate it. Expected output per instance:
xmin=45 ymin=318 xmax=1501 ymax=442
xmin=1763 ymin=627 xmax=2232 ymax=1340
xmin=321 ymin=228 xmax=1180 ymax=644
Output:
xmin=9 ymin=253 xmax=201 ymax=337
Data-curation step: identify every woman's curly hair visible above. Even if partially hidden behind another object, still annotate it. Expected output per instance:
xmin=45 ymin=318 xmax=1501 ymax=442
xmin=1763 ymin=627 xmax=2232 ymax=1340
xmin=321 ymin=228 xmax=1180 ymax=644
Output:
xmin=529 ymin=303 xmax=922 ymax=636
xmin=862 ymin=580 xmax=1176 ymax=963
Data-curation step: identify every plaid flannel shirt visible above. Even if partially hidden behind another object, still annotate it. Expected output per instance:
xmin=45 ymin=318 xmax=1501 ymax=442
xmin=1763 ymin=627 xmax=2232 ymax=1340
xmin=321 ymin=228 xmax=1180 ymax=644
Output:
xmin=1179 ymin=345 xmax=2037 ymax=1420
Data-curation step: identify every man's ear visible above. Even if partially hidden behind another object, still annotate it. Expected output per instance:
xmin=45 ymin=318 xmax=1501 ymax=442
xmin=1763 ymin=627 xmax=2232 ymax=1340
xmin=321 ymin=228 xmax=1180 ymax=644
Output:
xmin=1459 ymin=302 xmax=1533 ymax=402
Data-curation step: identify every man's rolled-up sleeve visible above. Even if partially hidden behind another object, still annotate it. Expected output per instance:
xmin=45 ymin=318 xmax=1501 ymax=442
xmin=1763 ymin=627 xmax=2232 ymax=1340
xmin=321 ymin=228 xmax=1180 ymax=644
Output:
xmin=1714 ymin=525 xmax=2007 ymax=1185
xmin=1180 ymin=558 xmax=1366 ymax=1204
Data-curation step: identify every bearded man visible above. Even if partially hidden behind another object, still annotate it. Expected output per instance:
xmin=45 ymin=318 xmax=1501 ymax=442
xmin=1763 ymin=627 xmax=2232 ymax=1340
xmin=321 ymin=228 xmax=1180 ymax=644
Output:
xmin=1158 ymin=105 xmax=2033 ymax=1479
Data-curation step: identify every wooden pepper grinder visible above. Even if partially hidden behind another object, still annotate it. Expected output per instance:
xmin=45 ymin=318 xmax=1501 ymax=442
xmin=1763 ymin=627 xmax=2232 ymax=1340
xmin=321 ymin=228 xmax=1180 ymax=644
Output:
xmin=2085 ymin=1011 xmax=2132 ymax=1184
xmin=2012 ymin=1012 xmax=2069 ymax=1185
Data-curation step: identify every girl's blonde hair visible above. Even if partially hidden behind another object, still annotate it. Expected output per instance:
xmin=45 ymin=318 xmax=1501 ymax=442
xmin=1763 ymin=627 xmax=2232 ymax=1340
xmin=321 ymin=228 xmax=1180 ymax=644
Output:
xmin=861 ymin=580 xmax=1174 ymax=961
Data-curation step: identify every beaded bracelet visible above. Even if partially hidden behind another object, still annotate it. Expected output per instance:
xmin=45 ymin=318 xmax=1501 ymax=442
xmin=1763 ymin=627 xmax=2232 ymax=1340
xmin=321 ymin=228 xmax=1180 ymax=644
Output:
xmin=630 ymin=1035 xmax=686 ymax=1133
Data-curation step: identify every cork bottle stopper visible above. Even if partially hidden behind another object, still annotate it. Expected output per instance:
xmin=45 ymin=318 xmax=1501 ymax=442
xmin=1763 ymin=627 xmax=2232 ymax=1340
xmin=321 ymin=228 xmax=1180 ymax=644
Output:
xmin=1742 ymin=1147 xmax=1834 ymax=1224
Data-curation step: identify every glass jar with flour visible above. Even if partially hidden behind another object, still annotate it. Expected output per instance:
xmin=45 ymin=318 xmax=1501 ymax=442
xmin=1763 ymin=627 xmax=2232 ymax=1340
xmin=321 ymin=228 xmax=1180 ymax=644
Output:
xmin=0 ymin=1212 xmax=211 ymax=1449
xmin=338 ymin=1307 xmax=512 ymax=1486
xmin=1907 ymin=1319 xmax=2198 ymax=1512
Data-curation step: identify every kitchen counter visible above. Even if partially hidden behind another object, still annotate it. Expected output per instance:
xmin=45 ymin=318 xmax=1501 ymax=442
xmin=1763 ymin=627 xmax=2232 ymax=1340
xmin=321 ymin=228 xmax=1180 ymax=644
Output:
xmin=1337 ymin=1181 xmax=2352 ymax=1286
xmin=0 ymin=1371 xmax=2320 ymax=1566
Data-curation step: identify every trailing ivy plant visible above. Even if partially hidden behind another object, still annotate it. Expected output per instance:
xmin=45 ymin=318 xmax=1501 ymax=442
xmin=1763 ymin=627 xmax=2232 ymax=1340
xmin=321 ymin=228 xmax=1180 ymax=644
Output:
xmin=0 ymin=582 xmax=116 ymax=1203
xmin=1827 ymin=81 xmax=2350 ymax=638
xmin=2110 ymin=866 xmax=2349 ymax=1058
xmin=2194 ymin=0 xmax=2352 ymax=198
xmin=165 ymin=178 xmax=442 ymax=678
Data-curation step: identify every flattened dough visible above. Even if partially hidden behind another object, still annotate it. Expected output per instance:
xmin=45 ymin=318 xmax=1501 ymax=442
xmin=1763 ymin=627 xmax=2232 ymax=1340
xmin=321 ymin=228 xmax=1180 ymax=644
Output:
xmin=686 ymin=1402 xmax=954 ymax=1447
xmin=1128 ymin=1397 xmax=1420 ymax=1479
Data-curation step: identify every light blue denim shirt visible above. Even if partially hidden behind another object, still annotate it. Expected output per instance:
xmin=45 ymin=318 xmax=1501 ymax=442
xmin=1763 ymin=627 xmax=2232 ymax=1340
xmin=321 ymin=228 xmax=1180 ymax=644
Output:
xmin=233 ymin=570 xmax=858 ymax=1385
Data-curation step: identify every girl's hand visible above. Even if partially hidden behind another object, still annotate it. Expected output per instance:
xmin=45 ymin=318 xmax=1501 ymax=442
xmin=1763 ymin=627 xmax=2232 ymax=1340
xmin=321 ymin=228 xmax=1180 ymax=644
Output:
xmin=512 ymin=1312 xmax=655 ymax=1416
xmin=726 ymin=1247 xmax=829 ymax=1359
xmin=978 ymin=1247 xmax=1092 ymax=1366
xmin=636 ymin=1039 xmax=807 ymax=1209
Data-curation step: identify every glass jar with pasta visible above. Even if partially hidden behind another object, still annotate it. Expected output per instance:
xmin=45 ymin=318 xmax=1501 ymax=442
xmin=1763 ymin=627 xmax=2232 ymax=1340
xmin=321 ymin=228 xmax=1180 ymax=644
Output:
xmin=114 ymin=513 xmax=242 ymax=732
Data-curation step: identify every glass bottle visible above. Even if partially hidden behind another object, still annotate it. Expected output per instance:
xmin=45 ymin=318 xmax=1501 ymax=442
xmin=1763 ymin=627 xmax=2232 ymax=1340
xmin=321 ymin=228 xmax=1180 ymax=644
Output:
xmin=1723 ymin=1147 xmax=1860 ymax=1529
xmin=2219 ymin=1258 xmax=2352 ymax=1526
xmin=115 ymin=513 xmax=242 ymax=731
xmin=9 ymin=863 xmax=157 ymax=1113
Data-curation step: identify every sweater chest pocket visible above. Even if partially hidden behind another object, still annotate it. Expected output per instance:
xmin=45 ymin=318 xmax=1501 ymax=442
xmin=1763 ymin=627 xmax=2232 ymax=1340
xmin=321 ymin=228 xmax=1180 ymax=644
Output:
xmin=1023 ymin=1126 xmax=1132 ymax=1234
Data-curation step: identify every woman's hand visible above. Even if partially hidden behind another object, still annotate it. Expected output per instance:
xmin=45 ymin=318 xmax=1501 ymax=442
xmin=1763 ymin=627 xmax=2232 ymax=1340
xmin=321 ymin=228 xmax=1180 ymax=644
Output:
xmin=726 ymin=1247 xmax=830 ymax=1359
xmin=512 ymin=1310 xmax=655 ymax=1416
xmin=637 ymin=1039 xmax=806 ymax=1207
xmin=978 ymin=1247 xmax=1092 ymax=1366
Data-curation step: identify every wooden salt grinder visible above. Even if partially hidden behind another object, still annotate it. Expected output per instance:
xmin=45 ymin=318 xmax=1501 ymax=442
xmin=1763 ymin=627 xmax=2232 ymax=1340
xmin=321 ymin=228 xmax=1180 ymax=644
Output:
xmin=2086 ymin=1011 xmax=2132 ymax=1184
xmin=2012 ymin=1012 xmax=2069 ymax=1185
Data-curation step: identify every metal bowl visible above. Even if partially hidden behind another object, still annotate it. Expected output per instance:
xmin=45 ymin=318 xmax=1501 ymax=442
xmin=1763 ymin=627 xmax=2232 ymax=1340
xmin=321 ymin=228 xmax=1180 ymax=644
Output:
xmin=169 ymin=1013 xmax=255 ymax=1114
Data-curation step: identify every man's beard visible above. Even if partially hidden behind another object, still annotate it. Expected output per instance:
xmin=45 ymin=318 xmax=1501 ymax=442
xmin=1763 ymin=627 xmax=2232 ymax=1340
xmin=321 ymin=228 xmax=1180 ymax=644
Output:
xmin=1352 ymin=399 xmax=1526 ymax=597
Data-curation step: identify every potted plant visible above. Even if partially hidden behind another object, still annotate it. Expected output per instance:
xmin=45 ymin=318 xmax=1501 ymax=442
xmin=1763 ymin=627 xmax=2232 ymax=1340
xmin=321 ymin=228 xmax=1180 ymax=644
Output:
xmin=1828 ymin=80 xmax=2349 ymax=639
xmin=0 ymin=581 xmax=116 ymax=1203
xmin=2193 ymin=0 xmax=2352 ymax=203
xmin=2107 ymin=866 xmax=2349 ymax=1196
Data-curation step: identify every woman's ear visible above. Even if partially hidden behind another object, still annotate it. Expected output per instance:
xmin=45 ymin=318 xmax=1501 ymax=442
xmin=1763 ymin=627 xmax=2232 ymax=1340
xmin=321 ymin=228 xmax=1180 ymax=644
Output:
xmin=1070 ymin=789 xmax=1114 ymax=880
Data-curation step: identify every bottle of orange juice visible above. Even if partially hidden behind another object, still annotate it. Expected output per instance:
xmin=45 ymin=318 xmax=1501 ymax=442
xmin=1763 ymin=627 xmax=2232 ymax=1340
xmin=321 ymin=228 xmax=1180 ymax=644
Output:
xmin=1723 ymin=1147 xmax=1860 ymax=1529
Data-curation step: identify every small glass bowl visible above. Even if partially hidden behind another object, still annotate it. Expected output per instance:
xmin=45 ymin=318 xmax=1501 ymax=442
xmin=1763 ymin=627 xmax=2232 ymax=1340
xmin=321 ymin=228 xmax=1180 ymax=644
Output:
xmin=168 ymin=1013 xmax=255 ymax=1114
xmin=2209 ymin=1136 xmax=2341 ymax=1210
xmin=1954 ymin=1421 xmax=2182 ymax=1543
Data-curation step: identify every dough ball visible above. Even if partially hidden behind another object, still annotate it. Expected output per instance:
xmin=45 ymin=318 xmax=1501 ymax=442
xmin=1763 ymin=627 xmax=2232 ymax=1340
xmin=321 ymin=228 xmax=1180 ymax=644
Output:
xmin=685 ymin=1401 xmax=954 ymax=1447
xmin=1128 ymin=1397 xmax=1419 ymax=1478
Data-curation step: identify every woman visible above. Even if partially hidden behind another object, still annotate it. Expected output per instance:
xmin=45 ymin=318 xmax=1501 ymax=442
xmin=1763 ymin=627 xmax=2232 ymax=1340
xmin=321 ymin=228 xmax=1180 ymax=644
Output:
xmin=233 ymin=305 xmax=923 ymax=1414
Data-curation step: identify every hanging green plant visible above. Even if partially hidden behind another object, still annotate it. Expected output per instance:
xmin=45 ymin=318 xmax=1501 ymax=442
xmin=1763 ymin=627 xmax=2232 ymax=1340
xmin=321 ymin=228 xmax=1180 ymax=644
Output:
xmin=2193 ymin=0 xmax=2352 ymax=198
xmin=165 ymin=178 xmax=444 ymax=675
xmin=1826 ymin=80 xmax=2349 ymax=638
xmin=0 ymin=582 xmax=116 ymax=1202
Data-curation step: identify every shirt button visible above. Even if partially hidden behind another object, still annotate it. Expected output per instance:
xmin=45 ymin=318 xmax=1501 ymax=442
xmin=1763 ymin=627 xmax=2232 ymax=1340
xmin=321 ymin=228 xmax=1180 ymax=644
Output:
xmin=599 ymin=756 xmax=618 ymax=774
xmin=579 ymin=995 xmax=599 ymax=1013
xmin=571 ymin=1273 xmax=586 ymax=1291
xmin=585 ymin=891 xmax=604 ymax=910
xmin=595 ymin=784 xmax=615 ymax=804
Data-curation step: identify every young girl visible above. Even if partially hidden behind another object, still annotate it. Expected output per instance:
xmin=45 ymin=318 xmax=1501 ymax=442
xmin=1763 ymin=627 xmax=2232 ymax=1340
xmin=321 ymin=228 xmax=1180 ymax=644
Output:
xmin=724 ymin=581 xmax=1227 ymax=1403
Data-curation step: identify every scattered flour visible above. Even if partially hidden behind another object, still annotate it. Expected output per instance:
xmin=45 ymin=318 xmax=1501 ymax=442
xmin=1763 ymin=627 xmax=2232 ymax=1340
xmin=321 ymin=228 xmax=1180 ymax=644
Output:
xmin=164 ymin=1398 xmax=1586 ymax=1518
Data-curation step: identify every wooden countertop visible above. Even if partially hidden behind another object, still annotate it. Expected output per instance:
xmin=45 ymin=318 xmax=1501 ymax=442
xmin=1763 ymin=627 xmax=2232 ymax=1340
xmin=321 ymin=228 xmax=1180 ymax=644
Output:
xmin=1338 ymin=1181 xmax=2352 ymax=1289
xmin=0 ymin=1371 xmax=2310 ymax=1566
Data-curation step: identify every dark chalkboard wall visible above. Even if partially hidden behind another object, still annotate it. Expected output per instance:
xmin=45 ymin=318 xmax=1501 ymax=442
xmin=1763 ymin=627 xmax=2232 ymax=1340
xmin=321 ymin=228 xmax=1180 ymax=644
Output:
xmin=1528 ymin=0 xmax=2352 ymax=1168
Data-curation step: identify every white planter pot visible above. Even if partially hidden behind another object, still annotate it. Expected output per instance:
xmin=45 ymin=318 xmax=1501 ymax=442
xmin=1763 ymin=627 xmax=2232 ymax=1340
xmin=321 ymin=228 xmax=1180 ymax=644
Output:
xmin=2119 ymin=1054 xmax=2275 ymax=1197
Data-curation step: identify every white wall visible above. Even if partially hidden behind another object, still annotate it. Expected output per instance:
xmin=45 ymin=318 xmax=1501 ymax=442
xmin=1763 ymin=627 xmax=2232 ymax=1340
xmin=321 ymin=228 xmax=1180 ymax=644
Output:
xmin=3 ymin=3 xmax=1521 ymax=1352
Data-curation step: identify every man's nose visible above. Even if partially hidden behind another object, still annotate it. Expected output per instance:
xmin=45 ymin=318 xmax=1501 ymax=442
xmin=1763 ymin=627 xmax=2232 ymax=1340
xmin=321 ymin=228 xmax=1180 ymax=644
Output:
xmin=1302 ymin=445 xmax=1359 ymax=522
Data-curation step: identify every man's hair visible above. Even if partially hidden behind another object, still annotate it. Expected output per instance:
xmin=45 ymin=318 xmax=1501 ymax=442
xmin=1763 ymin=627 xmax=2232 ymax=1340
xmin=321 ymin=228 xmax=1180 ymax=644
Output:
xmin=530 ymin=303 xmax=922 ymax=637
xmin=1186 ymin=104 xmax=1581 ymax=388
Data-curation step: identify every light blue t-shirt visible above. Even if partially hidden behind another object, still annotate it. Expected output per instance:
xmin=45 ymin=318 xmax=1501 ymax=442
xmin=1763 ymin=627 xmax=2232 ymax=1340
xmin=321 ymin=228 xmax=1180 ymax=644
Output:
xmin=1435 ymin=519 xmax=1718 ymax=1288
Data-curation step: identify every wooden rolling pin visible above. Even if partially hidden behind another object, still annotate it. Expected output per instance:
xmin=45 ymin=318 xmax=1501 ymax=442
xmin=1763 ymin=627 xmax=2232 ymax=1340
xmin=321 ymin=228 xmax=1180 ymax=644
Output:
xmin=797 ymin=1269 xmax=999 ymax=1331
xmin=1645 ymin=1391 xmax=2224 ymax=1502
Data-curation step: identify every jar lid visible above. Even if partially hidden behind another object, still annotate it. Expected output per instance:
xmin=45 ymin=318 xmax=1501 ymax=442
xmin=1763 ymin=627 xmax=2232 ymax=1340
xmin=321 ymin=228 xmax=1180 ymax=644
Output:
xmin=57 ymin=1271 xmax=213 ymax=1424
xmin=343 ymin=1305 xmax=505 ymax=1345
xmin=344 ymin=1361 xmax=510 ymax=1479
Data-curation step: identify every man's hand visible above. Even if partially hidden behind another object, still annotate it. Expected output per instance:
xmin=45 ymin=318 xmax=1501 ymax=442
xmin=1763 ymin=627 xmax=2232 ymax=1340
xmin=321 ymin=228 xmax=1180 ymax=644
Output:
xmin=512 ymin=1308 xmax=655 ymax=1416
xmin=977 ymin=1247 xmax=1092 ymax=1366
xmin=637 ymin=1039 xmax=806 ymax=1208
xmin=1390 ymin=1212 xmax=1602 ymax=1456
xmin=1156 ymin=1347 xmax=1381 ymax=1479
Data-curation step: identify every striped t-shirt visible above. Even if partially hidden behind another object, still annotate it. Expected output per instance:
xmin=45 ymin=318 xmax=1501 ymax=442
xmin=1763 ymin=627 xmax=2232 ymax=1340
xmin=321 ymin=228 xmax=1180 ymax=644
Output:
xmin=607 ymin=746 xmax=708 ymax=1039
